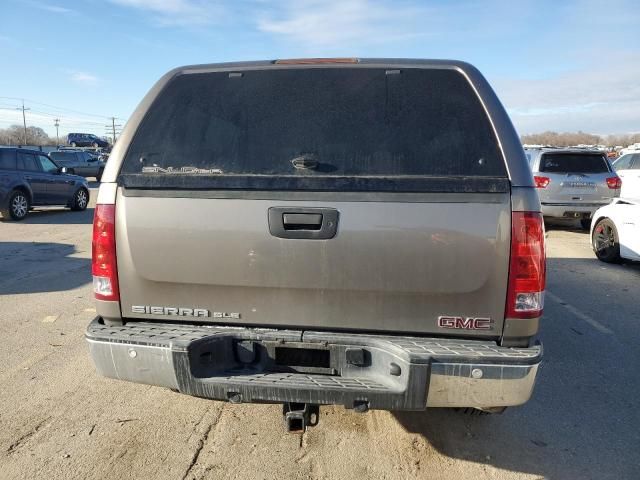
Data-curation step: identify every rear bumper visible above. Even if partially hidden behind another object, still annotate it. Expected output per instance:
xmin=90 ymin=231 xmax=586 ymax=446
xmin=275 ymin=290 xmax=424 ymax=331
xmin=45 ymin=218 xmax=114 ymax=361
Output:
xmin=541 ymin=202 xmax=609 ymax=218
xmin=86 ymin=318 xmax=542 ymax=411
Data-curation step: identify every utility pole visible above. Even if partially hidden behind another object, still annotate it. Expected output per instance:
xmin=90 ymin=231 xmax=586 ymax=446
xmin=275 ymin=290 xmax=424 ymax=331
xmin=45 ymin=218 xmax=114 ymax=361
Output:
xmin=54 ymin=118 xmax=60 ymax=145
xmin=16 ymin=100 xmax=30 ymax=145
xmin=104 ymin=117 xmax=122 ymax=145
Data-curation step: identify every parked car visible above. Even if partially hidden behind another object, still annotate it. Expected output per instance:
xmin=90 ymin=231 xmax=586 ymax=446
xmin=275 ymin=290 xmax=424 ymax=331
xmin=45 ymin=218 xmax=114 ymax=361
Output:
xmin=526 ymin=148 xmax=621 ymax=229
xmin=0 ymin=147 xmax=90 ymax=220
xmin=618 ymin=143 xmax=640 ymax=156
xmin=591 ymin=198 xmax=640 ymax=263
xmin=612 ymin=153 xmax=640 ymax=199
xmin=67 ymin=133 xmax=110 ymax=149
xmin=50 ymin=150 xmax=106 ymax=181
xmin=87 ymin=59 xmax=545 ymax=432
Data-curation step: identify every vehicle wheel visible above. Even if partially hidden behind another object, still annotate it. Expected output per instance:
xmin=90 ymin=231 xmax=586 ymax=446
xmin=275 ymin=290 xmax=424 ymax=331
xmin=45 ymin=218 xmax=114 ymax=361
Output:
xmin=580 ymin=219 xmax=591 ymax=230
xmin=2 ymin=190 xmax=30 ymax=220
xmin=71 ymin=188 xmax=89 ymax=211
xmin=96 ymin=168 xmax=104 ymax=182
xmin=592 ymin=218 xmax=621 ymax=263
xmin=93 ymin=142 xmax=99 ymax=148
xmin=71 ymin=142 xmax=77 ymax=147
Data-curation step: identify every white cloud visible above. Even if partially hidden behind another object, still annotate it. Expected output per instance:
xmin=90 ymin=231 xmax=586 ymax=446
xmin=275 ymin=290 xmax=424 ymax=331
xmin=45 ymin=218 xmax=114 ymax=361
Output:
xmin=253 ymin=0 xmax=541 ymax=52
xmin=40 ymin=4 xmax=73 ymax=14
xmin=69 ymin=71 xmax=99 ymax=85
xmin=255 ymin=0 xmax=432 ymax=49
xmin=109 ymin=0 xmax=224 ymax=26
xmin=494 ymin=53 xmax=640 ymax=135
xmin=28 ymin=1 xmax=75 ymax=14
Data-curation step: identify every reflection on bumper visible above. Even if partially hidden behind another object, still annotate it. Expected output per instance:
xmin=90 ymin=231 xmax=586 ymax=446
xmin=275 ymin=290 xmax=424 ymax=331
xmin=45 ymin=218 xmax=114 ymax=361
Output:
xmin=86 ymin=318 xmax=542 ymax=410
xmin=427 ymin=363 xmax=538 ymax=408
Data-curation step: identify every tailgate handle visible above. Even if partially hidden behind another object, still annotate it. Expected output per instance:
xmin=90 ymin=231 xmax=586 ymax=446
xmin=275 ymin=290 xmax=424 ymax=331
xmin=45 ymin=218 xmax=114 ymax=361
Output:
xmin=269 ymin=207 xmax=338 ymax=240
xmin=283 ymin=213 xmax=323 ymax=230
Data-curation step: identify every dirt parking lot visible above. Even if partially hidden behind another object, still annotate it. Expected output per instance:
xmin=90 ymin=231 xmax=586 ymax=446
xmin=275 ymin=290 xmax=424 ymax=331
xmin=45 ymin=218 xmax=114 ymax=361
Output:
xmin=1 ymin=189 xmax=639 ymax=480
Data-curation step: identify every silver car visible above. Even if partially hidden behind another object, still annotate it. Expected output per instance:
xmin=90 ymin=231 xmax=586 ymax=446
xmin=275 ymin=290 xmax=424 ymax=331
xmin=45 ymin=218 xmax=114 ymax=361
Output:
xmin=526 ymin=148 xmax=621 ymax=229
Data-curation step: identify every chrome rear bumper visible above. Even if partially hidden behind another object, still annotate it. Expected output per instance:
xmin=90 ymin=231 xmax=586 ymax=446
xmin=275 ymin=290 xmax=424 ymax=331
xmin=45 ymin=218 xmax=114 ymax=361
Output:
xmin=86 ymin=318 xmax=541 ymax=410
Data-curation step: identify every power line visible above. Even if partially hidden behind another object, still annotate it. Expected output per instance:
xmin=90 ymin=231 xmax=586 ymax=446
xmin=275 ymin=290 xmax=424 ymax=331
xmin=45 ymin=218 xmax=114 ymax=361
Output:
xmin=0 ymin=116 xmax=102 ymax=127
xmin=0 ymin=99 xmax=125 ymax=142
xmin=0 ymin=96 xmax=126 ymax=121
xmin=1 ymin=107 xmax=113 ymax=125
xmin=28 ymin=109 xmax=59 ymax=118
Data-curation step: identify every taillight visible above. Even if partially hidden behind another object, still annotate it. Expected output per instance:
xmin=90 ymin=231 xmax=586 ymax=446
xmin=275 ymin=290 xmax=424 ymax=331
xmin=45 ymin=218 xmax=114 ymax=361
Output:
xmin=92 ymin=204 xmax=119 ymax=301
xmin=606 ymin=176 xmax=622 ymax=189
xmin=506 ymin=212 xmax=546 ymax=319
xmin=533 ymin=176 xmax=550 ymax=188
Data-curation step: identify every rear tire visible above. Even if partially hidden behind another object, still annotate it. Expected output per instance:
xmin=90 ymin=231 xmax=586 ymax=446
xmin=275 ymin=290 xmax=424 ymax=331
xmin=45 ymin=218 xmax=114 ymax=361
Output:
xmin=456 ymin=407 xmax=506 ymax=415
xmin=2 ymin=190 xmax=30 ymax=220
xmin=592 ymin=218 xmax=621 ymax=263
xmin=580 ymin=219 xmax=591 ymax=230
xmin=92 ymin=142 xmax=99 ymax=148
xmin=71 ymin=142 xmax=77 ymax=147
xmin=96 ymin=168 xmax=104 ymax=182
xmin=70 ymin=188 xmax=89 ymax=211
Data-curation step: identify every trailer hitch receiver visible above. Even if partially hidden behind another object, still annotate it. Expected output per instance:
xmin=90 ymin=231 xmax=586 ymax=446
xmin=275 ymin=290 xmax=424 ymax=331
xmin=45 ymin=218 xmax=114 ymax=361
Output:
xmin=283 ymin=403 xmax=320 ymax=433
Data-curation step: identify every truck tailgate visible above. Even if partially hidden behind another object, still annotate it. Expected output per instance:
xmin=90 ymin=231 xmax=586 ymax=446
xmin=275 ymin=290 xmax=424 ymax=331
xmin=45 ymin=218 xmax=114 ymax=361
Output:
xmin=116 ymin=190 xmax=510 ymax=336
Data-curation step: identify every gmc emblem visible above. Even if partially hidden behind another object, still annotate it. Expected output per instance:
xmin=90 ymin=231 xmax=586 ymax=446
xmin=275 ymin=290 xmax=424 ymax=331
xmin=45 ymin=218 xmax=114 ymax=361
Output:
xmin=438 ymin=316 xmax=493 ymax=330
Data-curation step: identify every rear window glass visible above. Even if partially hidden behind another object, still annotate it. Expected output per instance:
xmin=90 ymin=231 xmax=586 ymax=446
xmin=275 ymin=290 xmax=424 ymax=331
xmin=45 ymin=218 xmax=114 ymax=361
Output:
xmin=540 ymin=153 xmax=609 ymax=174
xmin=0 ymin=150 xmax=16 ymax=170
xmin=121 ymin=68 xmax=506 ymax=180
xmin=16 ymin=152 xmax=39 ymax=171
xmin=613 ymin=155 xmax=632 ymax=170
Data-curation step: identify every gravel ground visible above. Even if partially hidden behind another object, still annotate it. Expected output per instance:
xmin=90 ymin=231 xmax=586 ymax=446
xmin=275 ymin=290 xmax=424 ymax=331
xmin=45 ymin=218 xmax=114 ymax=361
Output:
xmin=1 ymin=193 xmax=639 ymax=480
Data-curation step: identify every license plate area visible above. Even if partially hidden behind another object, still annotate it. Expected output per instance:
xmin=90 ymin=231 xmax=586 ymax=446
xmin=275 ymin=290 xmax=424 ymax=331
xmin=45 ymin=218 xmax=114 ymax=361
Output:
xmin=276 ymin=347 xmax=330 ymax=368
xmin=563 ymin=181 xmax=596 ymax=189
xmin=189 ymin=338 xmax=337 ymax=377
xmin=233 ymin=340 xmax=336 ymax=375
xmin=268 ymin=343 xmax=335 ymax=375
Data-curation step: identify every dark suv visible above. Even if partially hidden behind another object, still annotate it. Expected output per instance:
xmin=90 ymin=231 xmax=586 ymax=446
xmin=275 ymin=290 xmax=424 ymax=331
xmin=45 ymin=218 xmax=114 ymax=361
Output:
xmin=67 ymin=133 xmax=110 ymax=148
xmin=0 ymin=148 xmax=90 ymax=220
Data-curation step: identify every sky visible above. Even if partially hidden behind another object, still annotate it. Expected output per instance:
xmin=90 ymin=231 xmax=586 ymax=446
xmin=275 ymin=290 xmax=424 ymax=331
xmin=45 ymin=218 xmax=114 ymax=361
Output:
xmin=0 ymin=0 xmax=638 ymax=139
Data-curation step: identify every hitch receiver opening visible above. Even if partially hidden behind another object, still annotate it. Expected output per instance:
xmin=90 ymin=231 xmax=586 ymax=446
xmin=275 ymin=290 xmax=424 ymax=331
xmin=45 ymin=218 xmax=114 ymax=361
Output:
xmin=283 ymin=403 xmax=320 ymax=433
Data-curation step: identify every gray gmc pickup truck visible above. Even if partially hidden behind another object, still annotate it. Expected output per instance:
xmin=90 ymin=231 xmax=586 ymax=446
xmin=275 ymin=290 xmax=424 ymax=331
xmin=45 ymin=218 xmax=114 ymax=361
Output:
xmin=87 ymin=59 xmax=545 ymax=432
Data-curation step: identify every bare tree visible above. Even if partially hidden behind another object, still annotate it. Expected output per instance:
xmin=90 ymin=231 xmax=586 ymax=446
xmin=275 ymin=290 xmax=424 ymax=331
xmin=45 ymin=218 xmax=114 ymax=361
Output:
xmin=521 ymin=131 xmax=604 ymax=147
xmin=602 ymin=133 xmax=640 ymax=147
xmin=0 ymin=124 xmax=57 ymax=146
xmin=521 ymin=131 xmax=640 ymax=148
